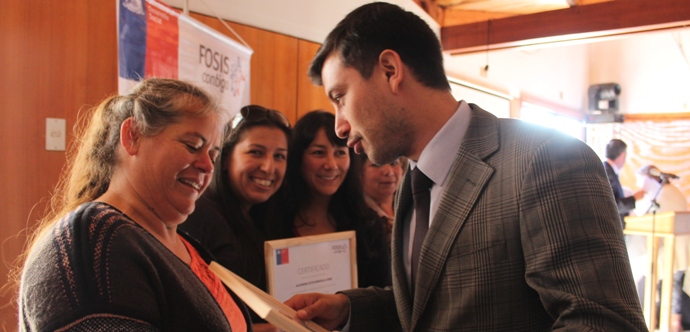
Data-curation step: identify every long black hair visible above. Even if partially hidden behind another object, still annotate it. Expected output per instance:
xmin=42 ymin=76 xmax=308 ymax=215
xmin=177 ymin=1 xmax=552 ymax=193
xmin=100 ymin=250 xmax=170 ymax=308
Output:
xmin=203 ymin=105 xmax=291 ymax=284
xmin=268 ymin=111 xmax=390 ymax=287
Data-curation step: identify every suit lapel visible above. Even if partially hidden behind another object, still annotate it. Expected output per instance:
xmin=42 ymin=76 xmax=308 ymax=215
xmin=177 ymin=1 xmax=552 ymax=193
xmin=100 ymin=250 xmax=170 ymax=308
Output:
xmin=408 ymin=105 xmax=500 ymax=330
xmin=392 ymin=170 xmax=413 ymax=331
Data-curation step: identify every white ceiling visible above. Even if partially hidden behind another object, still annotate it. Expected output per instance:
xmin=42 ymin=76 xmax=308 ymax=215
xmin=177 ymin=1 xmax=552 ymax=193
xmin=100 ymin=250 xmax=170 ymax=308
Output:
xmin=161 ymin=0 xmax=439 ymax=44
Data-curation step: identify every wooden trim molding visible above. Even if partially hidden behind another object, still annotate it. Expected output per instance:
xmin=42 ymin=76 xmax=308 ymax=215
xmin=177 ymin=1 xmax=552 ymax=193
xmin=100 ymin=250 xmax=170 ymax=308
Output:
xmin=623 ymin=113 xmax=690 ymax=121
xmin=442 ymin=0 xmax=690 ymax=55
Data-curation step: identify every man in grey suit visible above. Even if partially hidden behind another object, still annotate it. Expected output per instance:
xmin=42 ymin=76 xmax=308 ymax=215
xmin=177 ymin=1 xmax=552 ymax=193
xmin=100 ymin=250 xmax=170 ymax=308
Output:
xmin=286 ymin=3 xmax=647 ymax=331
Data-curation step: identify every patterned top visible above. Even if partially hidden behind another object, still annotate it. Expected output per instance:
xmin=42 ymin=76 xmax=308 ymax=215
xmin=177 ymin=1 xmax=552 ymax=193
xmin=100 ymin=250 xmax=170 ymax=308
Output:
xmin=19 ymin=202 xmax=252 ymax=331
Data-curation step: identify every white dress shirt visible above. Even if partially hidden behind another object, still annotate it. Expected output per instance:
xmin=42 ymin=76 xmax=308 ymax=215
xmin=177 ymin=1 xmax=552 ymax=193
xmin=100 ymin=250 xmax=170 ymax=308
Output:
xmin=403 ymin=100 xmax=471 ymax=288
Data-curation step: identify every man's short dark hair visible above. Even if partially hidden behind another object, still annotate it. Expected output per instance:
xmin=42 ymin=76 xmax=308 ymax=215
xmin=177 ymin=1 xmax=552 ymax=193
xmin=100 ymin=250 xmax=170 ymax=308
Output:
xmin=308 ymin=2 xmax=450 ymax=91
xmin=605 ymin=139 xmax=627 ymax=160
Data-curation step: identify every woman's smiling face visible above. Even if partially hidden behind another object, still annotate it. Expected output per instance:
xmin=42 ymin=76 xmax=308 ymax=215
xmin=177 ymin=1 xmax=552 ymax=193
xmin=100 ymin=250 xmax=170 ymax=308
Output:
xmin=362 ymin=158 xmax=403 ymax=203
xmin=126 ymin=113 xmax=223 ymax=224
xmin=227 ymin=126 xmax=288 ymax=208
xmin=301 ymin=128 xmax=351 ymax=199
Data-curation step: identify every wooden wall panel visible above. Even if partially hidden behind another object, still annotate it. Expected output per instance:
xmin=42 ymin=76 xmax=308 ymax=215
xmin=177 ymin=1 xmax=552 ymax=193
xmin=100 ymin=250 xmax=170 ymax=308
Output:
xmin=0 ymin=0 xmax=118 ymax=329
xmin=191 ymin=13 xmax=300 ymax=125
xmin=296 ymin=40 xmax=334 ymax=120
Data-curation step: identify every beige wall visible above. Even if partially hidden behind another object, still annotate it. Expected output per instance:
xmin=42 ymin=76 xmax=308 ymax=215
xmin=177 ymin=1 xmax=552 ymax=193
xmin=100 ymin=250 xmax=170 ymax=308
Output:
xmin=589 ymin=30 xmax=690 ymax=115
xmin=444 ymin=43 xmax=591 ymax=112
xmin=0 ymin=1 xmax=331 ymax=329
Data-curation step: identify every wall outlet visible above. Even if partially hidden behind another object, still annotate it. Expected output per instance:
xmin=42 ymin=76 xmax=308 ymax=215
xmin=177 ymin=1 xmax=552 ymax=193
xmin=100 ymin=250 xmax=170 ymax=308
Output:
xmin=46 ymin=118 xmax=66 ymax=151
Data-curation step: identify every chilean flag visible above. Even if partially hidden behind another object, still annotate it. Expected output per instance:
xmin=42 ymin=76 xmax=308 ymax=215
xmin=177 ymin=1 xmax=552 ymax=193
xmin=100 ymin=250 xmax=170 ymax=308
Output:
xmin=117 ymin=0 xmax=252 ymax=118
xmin=276 ymin=248 xmax=289 ymax=265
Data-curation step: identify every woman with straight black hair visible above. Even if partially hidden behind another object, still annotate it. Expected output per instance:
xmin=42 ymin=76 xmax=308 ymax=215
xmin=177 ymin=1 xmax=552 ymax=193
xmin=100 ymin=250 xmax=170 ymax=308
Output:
xmin=267 ymin=110 xmax=390 ymax=288
xmin=180 ymin=105 xmax=291 ymax=330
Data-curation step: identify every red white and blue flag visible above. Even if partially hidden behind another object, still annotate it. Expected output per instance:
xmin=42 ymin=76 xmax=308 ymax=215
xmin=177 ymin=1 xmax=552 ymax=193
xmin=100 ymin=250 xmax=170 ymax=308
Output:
xmin=276 ymin=248 xmax=289 ymax=265
xmin=117 ymin=0 xmax=252 ymax=117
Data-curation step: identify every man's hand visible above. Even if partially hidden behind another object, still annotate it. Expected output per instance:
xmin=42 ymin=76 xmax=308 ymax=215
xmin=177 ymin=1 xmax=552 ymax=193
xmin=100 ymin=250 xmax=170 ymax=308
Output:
xmin=285 ymin=293 xmax=350 ymax=330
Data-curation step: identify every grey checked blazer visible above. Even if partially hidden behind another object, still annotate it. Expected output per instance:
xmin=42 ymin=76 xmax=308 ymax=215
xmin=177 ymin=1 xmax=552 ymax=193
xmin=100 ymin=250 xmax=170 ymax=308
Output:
xmin=342 ymin=105 xmax=647 ymax=331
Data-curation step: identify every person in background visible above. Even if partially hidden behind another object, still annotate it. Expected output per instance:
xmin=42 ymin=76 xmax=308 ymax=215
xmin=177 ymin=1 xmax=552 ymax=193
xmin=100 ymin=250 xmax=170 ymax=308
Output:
xmin=17 ymin=78 xmax=252 ymax=331
xmin=285 ymin=3 xmax=646 ymax=331
xmin=179 ymin=105 xmax=291 ymax=331
xmin=671 ymin=270 xmax=690 ymax=332
xmin=358 ymin=154 xmax=406 ymax=246
xmin=267 ymin=110 xmax=390 ymax=288
xmin=603 ymin=138 xmax=646 ymax=228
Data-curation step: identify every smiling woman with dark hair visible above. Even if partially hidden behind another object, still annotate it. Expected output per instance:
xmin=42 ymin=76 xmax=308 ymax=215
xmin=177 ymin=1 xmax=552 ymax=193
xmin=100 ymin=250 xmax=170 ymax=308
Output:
xmin=180 ymin=105 xmax=291 ymax=330
xmin=266 ymin=110 xmax=390 ymax=289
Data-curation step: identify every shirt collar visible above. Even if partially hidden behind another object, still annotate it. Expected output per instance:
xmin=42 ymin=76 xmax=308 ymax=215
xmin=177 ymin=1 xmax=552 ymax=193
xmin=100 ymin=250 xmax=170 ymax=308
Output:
xmin=409 ymin=100 xmax=471 ymax=187
xmin=606 ymin=159 xmax=620 ymax=175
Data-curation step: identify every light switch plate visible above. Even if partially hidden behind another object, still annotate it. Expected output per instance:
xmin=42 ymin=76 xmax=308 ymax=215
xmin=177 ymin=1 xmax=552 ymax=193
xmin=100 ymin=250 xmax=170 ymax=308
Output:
xmin=46 ymin=118 xmax=66 ymax=151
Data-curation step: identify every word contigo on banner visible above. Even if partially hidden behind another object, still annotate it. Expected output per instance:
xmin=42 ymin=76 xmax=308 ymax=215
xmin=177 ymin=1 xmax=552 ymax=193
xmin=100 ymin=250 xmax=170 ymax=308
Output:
xmin=117 ymin=0 xmax=252 ymax=118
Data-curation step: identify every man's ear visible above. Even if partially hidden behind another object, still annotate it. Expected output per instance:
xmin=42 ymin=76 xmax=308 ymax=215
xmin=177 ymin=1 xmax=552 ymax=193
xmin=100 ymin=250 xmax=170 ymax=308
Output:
xmin=120 ymin=117 xmax=140 ymax=155
xmin=378 ymin=49 xmax=404 ymax=93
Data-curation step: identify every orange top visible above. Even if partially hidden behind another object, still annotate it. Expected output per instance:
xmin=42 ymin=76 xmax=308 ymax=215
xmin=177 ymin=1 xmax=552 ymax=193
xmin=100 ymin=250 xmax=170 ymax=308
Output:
xmin=180 ymin=236 xmax=248 ymax=332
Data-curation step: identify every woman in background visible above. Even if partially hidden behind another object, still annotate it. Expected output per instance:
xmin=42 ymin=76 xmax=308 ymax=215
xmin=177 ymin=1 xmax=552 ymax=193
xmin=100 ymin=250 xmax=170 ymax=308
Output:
xmin=180 ymin=105 xmax=290 ymax=330
xmin=358 ymin=154 xmax=406 ymax=246
xmin=18 ymin=78 xmax=251 ymax=331
xmin=269 ymin=111 xmax=390 ymax=288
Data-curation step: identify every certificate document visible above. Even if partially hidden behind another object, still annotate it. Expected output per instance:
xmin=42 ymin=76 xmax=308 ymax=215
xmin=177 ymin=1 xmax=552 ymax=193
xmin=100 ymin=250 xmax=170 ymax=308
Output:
xmin=209 ymin=262 xmax=327 ymax=332
xmin=265 ymin=231 xmax=358 ymax=302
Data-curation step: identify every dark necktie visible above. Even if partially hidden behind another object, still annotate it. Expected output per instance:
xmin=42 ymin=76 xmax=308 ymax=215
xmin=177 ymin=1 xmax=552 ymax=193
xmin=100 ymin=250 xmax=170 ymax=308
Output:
xmin=411 ymin=167 xmax=433 ymax=294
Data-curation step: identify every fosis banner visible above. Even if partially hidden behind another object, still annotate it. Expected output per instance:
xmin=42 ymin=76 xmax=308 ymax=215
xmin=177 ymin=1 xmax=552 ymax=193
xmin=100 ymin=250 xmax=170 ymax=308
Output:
xmin=117 ymin=0 xmax=252 ymax=117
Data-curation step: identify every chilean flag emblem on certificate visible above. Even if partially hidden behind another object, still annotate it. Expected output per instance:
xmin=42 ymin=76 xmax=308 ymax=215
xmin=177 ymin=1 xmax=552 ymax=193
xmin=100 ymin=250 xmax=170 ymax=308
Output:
xmin=276 ymin=248 xmax=289 ymax=265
